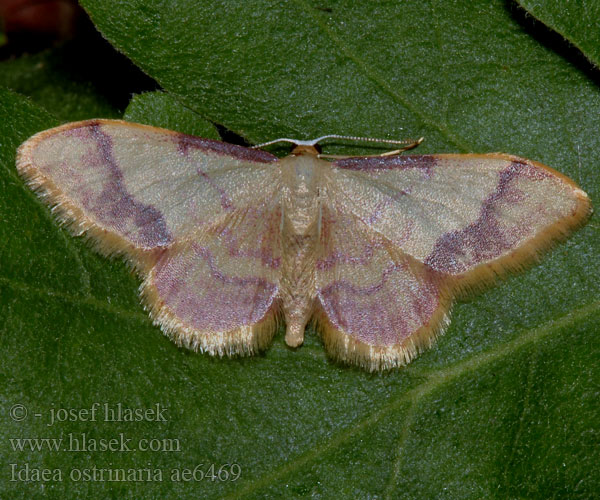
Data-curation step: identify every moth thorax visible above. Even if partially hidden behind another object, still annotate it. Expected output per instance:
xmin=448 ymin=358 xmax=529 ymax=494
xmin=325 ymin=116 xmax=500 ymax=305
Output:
xmin=280 ymin=155 xmax=320 ymax=235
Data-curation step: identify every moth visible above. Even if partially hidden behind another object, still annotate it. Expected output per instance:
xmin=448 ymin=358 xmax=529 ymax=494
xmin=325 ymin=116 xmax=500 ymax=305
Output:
xmin=16 ymin=120 xmax=591 ymax=371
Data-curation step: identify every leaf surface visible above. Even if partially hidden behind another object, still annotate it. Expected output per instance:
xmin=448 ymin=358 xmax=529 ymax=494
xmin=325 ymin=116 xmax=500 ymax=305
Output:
xmin=517 ymin=0 xmax=600 ymax=67
xmin=1 ymin=0 xmax=599 ymax=498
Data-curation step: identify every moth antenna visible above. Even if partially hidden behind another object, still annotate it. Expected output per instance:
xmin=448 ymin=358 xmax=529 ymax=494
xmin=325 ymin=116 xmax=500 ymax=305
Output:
xmin=252 ymin=135 xmax=424 ymax=154
xmin=317 ymin=137 xmax=424 ymax=159
xmin=251 ymin=138 xmax=302 ymax=149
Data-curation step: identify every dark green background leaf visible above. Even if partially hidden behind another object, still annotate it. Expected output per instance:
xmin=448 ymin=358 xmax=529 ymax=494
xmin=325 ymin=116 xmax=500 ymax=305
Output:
xmin=517 ymin=0 xmax=600 ymax=68
xmin=1 ymin=0 xmax=598 ymax=498
xmin=0 ymin=44 xmax=120 ymax=121
xmin=124 ymin=91 xmax=219 ymax=139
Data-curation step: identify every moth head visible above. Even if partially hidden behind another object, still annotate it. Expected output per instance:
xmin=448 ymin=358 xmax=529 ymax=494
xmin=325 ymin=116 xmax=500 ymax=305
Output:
xmin=290 ymin=144 xmax=322 ymax=156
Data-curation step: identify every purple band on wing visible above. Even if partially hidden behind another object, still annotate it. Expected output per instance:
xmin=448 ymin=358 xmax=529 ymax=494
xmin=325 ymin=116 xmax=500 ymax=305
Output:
xmin=218 ymin=226 xmax=281 ymax=269
xmin=334 ymin=155 xmax=437 ymax=176
xmin=425 ymin=161 xmax=551 ymax=274
xmin=154 ymin=244 xmax=277 ymax=332
xmin=176 ymin=133 xmax=279 ymax=163
xmin=86 ymin=124 xmax=173 ymax=248
xmin=319 ymin=263 xmax=440 ymax=346
xmin=196 ymin=167 xmax=234 ymax=211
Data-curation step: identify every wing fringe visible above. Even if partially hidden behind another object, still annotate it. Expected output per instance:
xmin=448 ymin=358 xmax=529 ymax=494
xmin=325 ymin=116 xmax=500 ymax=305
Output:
xmin=16 ymin=127 xmax=162 ymax=271
xmin=140 ymin=274 xmax=281 ymax=357
xmin=448 ymin=189 xmax=591 ymax=299
xmin=314 ymin=294 xmax=451 ymax=372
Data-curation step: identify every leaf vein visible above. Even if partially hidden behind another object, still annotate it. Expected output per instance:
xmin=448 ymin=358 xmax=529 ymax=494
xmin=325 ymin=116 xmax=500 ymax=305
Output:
xmin=0 ymin=276 xmax=150 ymax=324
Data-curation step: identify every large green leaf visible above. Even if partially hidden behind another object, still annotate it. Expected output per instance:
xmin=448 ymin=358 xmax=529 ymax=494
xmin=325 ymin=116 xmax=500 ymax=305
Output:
xmin=1 ymin=0 xmax=599 ymax=498
xmin=517 ymin=0 xmax=600 ymax=68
